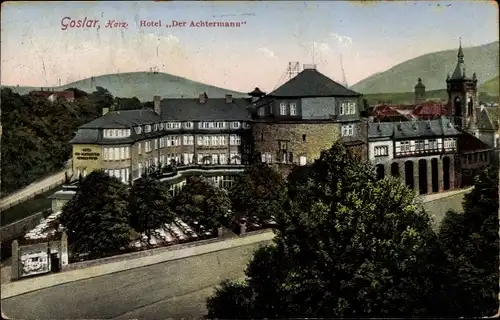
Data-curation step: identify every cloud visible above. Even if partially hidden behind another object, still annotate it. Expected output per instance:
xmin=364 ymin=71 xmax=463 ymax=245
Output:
xmin=331 ymin=32 xmax=353 ymax=47
xmin=256 ymin=47 xmax=276 ymax=58
xmin=313 ymin=42 xmax=331 ymax=55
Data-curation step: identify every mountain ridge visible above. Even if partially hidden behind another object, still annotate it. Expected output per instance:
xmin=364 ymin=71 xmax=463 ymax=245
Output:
xmin=351 ymin=41 xmax=499 ymax=94
xmin=1 ymin=71 xmax=247 ymax=102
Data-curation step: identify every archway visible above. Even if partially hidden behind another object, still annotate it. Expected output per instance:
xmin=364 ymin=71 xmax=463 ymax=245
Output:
xmin=418 ymin=159 xmax=428 ymax=195
xmin=404 ymin=161 xmax=414 ymax=189
xmin=375 ymin=164 xmax=385 ymax=180
xmin=431 ymin=158 xmax=439 ymax=192
xmin=443 ymin=156 xmax=450 ymax=190
xmin=390 ymin=162 xmax=399 ymax=177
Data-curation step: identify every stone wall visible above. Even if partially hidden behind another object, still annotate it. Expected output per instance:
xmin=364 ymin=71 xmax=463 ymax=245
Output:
xmin=0 ymin=212 xmax=46 ymax=243
xmin=423 ymin=188 xmax=470 ymax=229
xmin=252 ymin=121 xmax=340 ymax=166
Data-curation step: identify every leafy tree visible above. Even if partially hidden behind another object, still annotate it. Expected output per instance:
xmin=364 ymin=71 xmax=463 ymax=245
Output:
xmin=129 ymin=176 xmax=175 ymax=243
xmin=439 ymin=166 xmax=499 ymax=317
xmin=65 ymin=87 xmax=88 ymax=99
xmin=90 ymin=86 xmax=114 ymax=111
xmin=230 ymin=162 xmax=287 ymax=221
xmin=1 ymin=87 xmax=101 ymax=194
xmin=59 ymin=170 xmax=132 ymax=259
xmin=114 ymin=97 xmax=142 ymax=111
xmin=173 ymin=176 xmax=232 ymax=231
xmin=206 ymin=141 xmax=449 ymax=318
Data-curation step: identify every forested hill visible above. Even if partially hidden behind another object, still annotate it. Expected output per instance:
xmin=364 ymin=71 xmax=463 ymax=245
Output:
xmin=0 ymin=86 xmax=142 ymax=195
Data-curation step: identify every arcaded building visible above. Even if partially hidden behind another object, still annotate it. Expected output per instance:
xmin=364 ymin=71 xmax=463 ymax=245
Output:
xmin=249 ymin=64 xmax=367 ymax=170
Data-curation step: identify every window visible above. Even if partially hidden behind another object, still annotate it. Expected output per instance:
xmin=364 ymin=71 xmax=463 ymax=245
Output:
xmin=258 ymin=107 xmax=265 ymax=116
xmin=197 ymin=136 xmax=203 ymax=146
xmin=212 ymin=154 xmax=219 ymax=164
xmin=154 ymin=124 xmax=158 ymax=131
xmin=400 ymin=141 xmax=411 ymax=152
xmin=219 ymin=153 xmax=227 ymax=164
xmin=211 ymin=136 xmax=218 ymax=146
xmin=340 ymin=102 xmax=356 ymax=115
xmin=444 ymin=138 xmax=456 ymax=150
xmin=203 ymin=136 xmax=210 ymax=146
xmin=183 ymin=135 xmax=194 ymax=146
xmin=230 ymin=153 xmax=241 ymax=164
xmin=374 ymin=146 xmax=389 ymax=157
xmin=166 ymin=122 xmax=181 ymax=129
xmin=138 ymin=142 xmax=142 ymax=155
xmin=114 ymin=148 xmax=120 ymax=159
xmin=183 ymin=153 xmax=194 ymax=165
xmin=159 ymin=123 xmax=164 ymax=130
xmin=103 ymin=148 xmax=109 ymax=160
xmin=219 ymin=135 xmax=227 ymax=145
xmin=428 ymin=139 xmax=438 ymax=150
xmin=217 ymin=122 xmax=226 ymax=128
xmin=262 ymin=152 xmax=272 ymax=163
xmin=415 ymin=140 xmax=425 ymax=151
xmin=280 ymin=103 xmax=287 ymax=115
xmin=153 ymin=139 xmax=158 ymax=150
xmin=167 ymin=135 xmax=180 ymax=146
xmin=120 ymin=147 xmax=125 ymax=159
xmin=290 ymin=103 xmax=297 ymax=116
xmin=135 ymin=126 xmax=142 ymax=134
xmin=159 ymin=137 xmax=165 ymax=148
xmin=231 ymin=122 xmax=240 ymax=129
xmin=184 ymin=122 xmax=193 ymax=129
xmin=145 ymin=141 xmax=152 ymax=152
xmin=145 ymin=125 xmax=151 ymax=133
xmin=229 ymin=134 xmax=241 ymax=145
xmin=341 ymin=125 xmax=354 ymax=137
xmin=299 ymin=156 xmax=307 ymax=166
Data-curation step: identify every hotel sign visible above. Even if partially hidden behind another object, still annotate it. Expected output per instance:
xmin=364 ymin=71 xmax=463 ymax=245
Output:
xmin=75 ymin=148 xmax=100 ymax=160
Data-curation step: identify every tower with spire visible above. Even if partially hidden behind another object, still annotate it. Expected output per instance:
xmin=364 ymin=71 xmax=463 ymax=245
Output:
xmin=414 ymin=77 xmax=425 ymax=104
xmin=446 ymin=38 xmax=479 ymax=131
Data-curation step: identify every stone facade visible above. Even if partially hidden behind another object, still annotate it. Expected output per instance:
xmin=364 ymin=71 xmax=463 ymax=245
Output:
xmin=252 ymin=121 xmax=341 ymax=166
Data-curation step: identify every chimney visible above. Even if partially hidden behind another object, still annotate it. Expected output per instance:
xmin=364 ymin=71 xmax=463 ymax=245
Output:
xmin=102 ymin=107 xmax=109 ymax=116
xmin=225 ymin=94 xmax=233 ymax=104
xmin=199 ymin=92 xmax=207 ymax=104
xmin=154 ymin=95 xmax=161 ymax=115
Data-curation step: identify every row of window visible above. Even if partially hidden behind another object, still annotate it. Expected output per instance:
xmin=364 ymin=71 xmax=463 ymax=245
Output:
xmin=374 ymin=146 xmax=389 ymax=157
xmin=339 ymin=102 xmax=356 ymax=115
xmin=103 ymin=129 xmax=131 ymax=139
xmin=131 ymin=121 xmax=249 ymax=135
xmin=103 ymin=147 xmax=131 ymax=161
xmin=137 ymin=135 xmax=242 ymax=154
xmin=395 ymin=138 xmax=456 ymax=155
xmin=279 ymin=102 xmax=297 ymax=116
xmin=261 ymin=152 xmax=307 ymax=166
xmin=104 ymin=168 xmax=130 ymax=184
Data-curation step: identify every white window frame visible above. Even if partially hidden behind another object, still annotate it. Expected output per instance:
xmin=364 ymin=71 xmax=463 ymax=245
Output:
xmin=231 ymin=121 xmax=240 ymax=129
xmin=290 ymin=103 xmax=297 ymax=116
xmin=341 ymin=125 xmax=354 ymax=137
xmin=203 ymin=136 xmax=210 ymax=146
xmin=211 ymin=136 xmax=218 ymax=146
xmin=184 ymin=122 xmax=193 ymax=129
xmin=145 ymin=125 xmax=151 ymax=133
xmin=280 ymin=103 xmax=287 ymax=115
xmin=374 ymin=146 xmax=389 ymax=157
xmin=219 ymin=135 xmax=227 ymax=146
xmin=219 ymin=153 xmax=227 ymax=164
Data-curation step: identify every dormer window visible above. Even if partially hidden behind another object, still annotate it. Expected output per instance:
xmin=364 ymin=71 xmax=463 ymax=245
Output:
xmin=184 ymin=122 xmax=193 ymax=129
xmin=159 ymin=122 xmax=164 ymax=130
xmin=231 ymin=121 xmax=240 ymax=129
xmin=135 ymin=126 xmax=142 ymax=134
xmin=290 ymin=103 xmax=297 ymax=116
xmin=154 ymin=123 xmax=158 ymax=131
xmin=145 ymin=125 xmax=152 ymax=133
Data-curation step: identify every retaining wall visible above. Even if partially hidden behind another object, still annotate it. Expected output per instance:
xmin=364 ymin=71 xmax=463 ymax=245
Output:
xmin=1 ymin=229 xmax=274 ymax=299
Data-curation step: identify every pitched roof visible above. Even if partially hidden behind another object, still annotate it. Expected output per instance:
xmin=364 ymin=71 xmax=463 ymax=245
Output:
xmin=411 ymin=101 xmax=448 ymax=118
xmin=268 ymin=68 xmax=360 ymax=98
xmin=458 ymin=130 xmax=492 ymax=152
xmin=368 ymin=116 xmax=461 ymax=140
xmin=160 ymin=98 xmax=251 ymax=121
xmin=477 ymin=106 xmax=500 ymax=131
xmin=80 ymin=109 xmax=161 ymax=129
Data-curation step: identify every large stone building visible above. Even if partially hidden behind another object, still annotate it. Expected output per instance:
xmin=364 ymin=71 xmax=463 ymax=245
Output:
xmin=250 ymin=64 xmax=367 ymax=169
xmin=69 ymin=93 xmax=253 ymax=184
xmin=69 ymin=64 xmax=367 ymax=182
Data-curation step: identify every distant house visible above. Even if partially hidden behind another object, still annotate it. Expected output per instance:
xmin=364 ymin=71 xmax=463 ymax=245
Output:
xmin=29 ymin=89 xmax=75 ymax=102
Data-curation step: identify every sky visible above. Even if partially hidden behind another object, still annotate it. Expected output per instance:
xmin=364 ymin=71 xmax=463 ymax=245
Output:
xmin=1 ymin=1 xmax=498 ymax=93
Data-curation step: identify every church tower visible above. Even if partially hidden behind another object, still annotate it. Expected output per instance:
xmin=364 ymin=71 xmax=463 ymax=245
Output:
xmin=446 ymin=39 xmax=479 ymax=130
xmin=414 ymin=78 xmax=426 ymax=104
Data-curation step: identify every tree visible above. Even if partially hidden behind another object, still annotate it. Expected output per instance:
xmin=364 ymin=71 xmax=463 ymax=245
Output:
xmin=438 ymin=166 xmax=499 ymax=317
xmin=173 ymin=176 xmax=232 ymax=231
xmin=114 ymin=97 xmax=142 ymax=111
xmin=206 ymin=141 xmax=449 ymax=318
xmin=129 ymin=176 xmax=175 ymax=243
xmin=230 ymin=162 xmax=287 ymax=221
xmin=59 ymin=170 xmax=132 ymax=259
